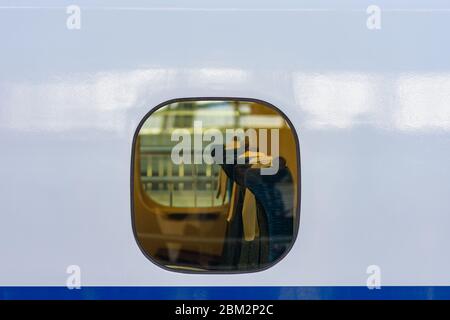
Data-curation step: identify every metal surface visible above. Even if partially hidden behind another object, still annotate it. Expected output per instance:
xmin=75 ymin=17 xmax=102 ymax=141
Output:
xmin=0 ymin=0 xmax=450 ymax=286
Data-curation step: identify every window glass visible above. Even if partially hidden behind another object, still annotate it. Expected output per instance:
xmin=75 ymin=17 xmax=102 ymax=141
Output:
xmin=132 ymin=99 xmax=300 ymax=272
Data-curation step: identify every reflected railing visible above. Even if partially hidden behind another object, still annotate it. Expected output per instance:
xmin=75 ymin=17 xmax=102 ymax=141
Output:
xmin=140 ymin=146 xmax=225 ymax=208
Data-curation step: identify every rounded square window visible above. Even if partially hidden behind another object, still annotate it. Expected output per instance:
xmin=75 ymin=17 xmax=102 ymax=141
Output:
xmin=131 ymin=98 xmax=300 ymax=273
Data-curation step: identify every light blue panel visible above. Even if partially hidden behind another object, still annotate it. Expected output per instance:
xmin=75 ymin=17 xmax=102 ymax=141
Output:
xmin=0 ymin=0 xmax=449 ymax=287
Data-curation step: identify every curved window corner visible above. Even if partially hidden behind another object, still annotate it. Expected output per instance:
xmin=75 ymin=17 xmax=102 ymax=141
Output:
xmin=131 ymin=98 xmax=300 ymax=273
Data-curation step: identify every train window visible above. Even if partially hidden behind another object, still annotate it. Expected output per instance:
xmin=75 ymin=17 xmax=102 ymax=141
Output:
xmin=131 ymin=98 xmax=300 ymax=273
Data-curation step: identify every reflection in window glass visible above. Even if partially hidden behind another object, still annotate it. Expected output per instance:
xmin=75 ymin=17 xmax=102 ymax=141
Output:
xmin=132 ymin=99 xmax=299 ymax=272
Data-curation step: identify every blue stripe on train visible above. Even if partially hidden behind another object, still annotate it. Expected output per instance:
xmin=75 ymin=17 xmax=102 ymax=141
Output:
xmin=1 ymin=286 xmax=450 ymax=300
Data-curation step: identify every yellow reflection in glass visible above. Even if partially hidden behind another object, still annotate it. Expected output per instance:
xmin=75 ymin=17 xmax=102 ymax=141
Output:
xmin=133 ymin=100 xmax=299 ymax=272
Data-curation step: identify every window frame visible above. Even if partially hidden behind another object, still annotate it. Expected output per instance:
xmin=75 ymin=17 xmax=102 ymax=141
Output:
xmin=130 ymin=97 xmax=302 ymax=274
